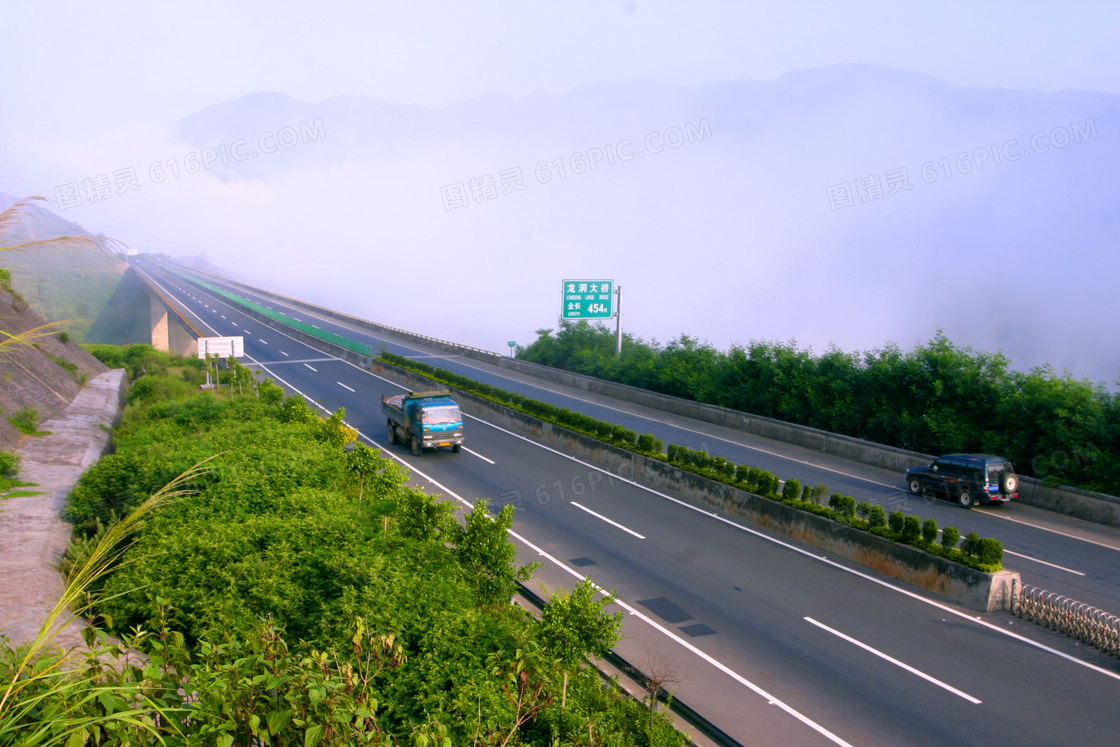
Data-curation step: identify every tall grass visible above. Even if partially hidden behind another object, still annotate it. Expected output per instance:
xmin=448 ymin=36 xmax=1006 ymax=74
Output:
xmin=0 ymin=457 xmax=217 ymax=745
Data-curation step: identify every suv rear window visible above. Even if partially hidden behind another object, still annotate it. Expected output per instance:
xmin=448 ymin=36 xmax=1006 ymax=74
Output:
xmin=987 ymin=462 xmax=1014 ymax=483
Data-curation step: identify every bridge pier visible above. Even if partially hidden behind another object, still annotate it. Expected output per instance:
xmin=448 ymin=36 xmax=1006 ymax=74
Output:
xmin=148 ymin=293 xmax=197 ymax=357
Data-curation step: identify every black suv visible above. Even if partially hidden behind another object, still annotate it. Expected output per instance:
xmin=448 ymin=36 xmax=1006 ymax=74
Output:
xmin=905 ymin=454 xmax=1019 ymax=509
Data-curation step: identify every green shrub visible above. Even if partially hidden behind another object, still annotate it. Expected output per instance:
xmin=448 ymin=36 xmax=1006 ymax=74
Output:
xmin=757 ymin=471 xmax=776 ymax=495
xmin=961 ymin=532 xmax=982 ymax=556
xmin=868 ymin=505 xmax=887 ymax=527
xmin=888 ymin=510 xmax=905 ymax=533
xmin=0 ymin=450 xmax=20 ymax=477
xmin=922 ymin=518 xmax=938 ymax=544
xmin=828 ymin=494 xmax=856 ymax=517
xmin=977 ymin=537 xmax=1003 ymax=566
xmin=902 ymin=515 xmax=921 ymax=542
xmin=57 ymin=331 xmax=70 ymax=344
xmin=941 ymin=526 xmax=961 ymax=549
xmin=782 ymin=478 xmax=801 ymax=501
xmin=666 ymin=444 xmax=681 ymax=463
xmin=8 ymin=408 xmax=41 ymax=435
xmin=747 ymin=467 xmax=761 ymax=488
xmin=637 ymin=433 xmax=663 ymax=454
xmin=856 ymin=501 xmax=872 ymax=520
xmin=735 ymin=464 xmax=751 ymax=483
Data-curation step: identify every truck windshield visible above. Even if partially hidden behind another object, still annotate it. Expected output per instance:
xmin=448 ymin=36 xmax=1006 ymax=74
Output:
xmin=423 ymin=405 xmax=461 ymax=425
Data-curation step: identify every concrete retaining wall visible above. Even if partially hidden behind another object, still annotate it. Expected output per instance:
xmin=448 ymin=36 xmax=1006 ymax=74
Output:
xmin=220 ymin=276 xmax=1120 ymax=529
xmin=372 ymin=360 xmax=1018 ymax=612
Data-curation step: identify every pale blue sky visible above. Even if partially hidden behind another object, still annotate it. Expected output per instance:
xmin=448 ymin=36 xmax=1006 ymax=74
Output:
xmin=3 ymin=0 xmax=1119 ymax=146
xmin=2 ymin=1 xmax=1118 ymax=382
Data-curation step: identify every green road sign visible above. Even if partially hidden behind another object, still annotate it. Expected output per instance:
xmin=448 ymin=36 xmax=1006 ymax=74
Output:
xmin=562 ymin=279 xmax=613 ymax=319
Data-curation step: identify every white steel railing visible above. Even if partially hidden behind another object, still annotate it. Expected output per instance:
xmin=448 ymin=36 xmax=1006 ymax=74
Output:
xmin=1011 ymin=580 xmax=1120 ymax=658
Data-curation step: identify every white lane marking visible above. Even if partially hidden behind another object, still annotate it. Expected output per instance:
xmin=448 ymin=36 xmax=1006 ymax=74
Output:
xmin=571 ymin=502 xmax=645 ymax=539
xmin=244 ymin=358 xmax=853 ymax=747
xmin=304 ymin=363 xmax=318 ymax=372
xmin=243 ymin=329 xmax=251 ymax=335
xmin=312 ymin=324 xmax=320 ymax=329
xmin=804 ymin=617 xmax=982 ymax=705
xmin=220 ymin=314 xmax=226 ymax=319
xmin=260 ymin=339 xmax=268 ymax=345
xmin=1003 ymin=550 xmax=1086 ymax=576
xmin=280 ymin=351 xmax=289 ymax=356
xmin=985 ymin=512 xmax=1120 ymax=553
xmin=462 ymin=447 xmax=495 ymax=464
xmin=457 ymin=414 xmax=1120 ymax=684
xmin=337 ymin=382 xmax=355 ymax=392
xmin=230 ymin=283 xmax=1120 ymax=685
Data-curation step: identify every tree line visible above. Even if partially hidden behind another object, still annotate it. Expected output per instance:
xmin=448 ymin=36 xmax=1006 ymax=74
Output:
xmin=518 ymin=323 xmax=1119 ymax=496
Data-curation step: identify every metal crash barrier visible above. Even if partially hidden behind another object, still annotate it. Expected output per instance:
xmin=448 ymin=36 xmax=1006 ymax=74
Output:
xmin=1011 ymin=580 xmax=1120 ymax=658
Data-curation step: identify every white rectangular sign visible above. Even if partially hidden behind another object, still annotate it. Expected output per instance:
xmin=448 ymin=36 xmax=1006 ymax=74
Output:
xmin=197 ymin=336 xmax=244 ymax=359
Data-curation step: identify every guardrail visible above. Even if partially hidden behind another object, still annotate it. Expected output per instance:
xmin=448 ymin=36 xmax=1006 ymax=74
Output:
xmin=168 ymin=262 xmax=502 ymax=358
xmin=160 ymin=265 xmax=373 ymax=356
xmin=1011 ymin=580 xmax=1120 ymax=658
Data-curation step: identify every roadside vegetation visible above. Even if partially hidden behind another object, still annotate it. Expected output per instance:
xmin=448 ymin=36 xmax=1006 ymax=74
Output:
xmin=379 ymin=352 xmax=1003 ymax=572
xmin=0 ymin=345 xmax=686 ymax=746
xmin=518 ymin=322 xmax=1120 ymax=496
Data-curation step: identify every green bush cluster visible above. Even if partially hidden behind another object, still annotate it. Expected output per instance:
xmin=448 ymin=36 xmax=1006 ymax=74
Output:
xmin=518 ymin=323 xmax=1120 ymax=496
xmin=42 ymin=350 xmax=686 ymax=746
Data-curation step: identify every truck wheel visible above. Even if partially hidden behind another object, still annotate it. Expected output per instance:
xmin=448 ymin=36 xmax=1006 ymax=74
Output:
xmin=411 ymin=436 xmax=421 ymax=456
xmin=452 ymin=444 xmax=461 ymax=454
xmin=387 ymin=419 xmax=397 ymax=445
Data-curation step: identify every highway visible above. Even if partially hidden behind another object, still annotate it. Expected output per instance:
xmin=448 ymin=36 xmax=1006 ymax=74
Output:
xmin=136 ymin=260 xmax=1120 ymax=746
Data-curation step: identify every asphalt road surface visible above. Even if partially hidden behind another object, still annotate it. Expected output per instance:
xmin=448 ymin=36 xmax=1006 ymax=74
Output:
xmin=135 ymin=261 xmax=1120 ymax=746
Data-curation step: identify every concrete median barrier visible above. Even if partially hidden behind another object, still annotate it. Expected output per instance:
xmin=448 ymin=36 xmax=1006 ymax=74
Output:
xmin=373 ymin=359 xmax=1018 ymax=612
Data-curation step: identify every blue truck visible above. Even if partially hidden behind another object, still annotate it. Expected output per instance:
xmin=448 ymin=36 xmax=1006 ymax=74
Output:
xmin=382 ymin=389 xmax=464 ymax=455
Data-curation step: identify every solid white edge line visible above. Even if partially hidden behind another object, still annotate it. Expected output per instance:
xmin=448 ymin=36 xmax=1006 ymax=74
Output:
xmin=804 ymin=617 xmax=982 ymax=704
xmin=1003 ymin=550 xmax=1086 ymax=576
xmin=337 ymin=382 xmax=355 ymax=392
xmin=462 ymin=447 xmax=495 ymax=464
xmin=570 ymin=501 xmax=646 ymax=539
xmin=240 ymin=354 xmax=853 ymax=747
xmin=189 ymin=273 xmax=1120 ymax=687
xmin=457 ymin=413 xmax=1120 ymax=684
xmin=985 ymin=511 xmax=1120 ymax=553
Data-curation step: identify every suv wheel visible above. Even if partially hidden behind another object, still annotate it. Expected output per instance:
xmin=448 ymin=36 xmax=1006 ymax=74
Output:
xmin=1002 ymin=473 xmax=1019 ymax=494
xmin=957 ymin=488 xmax=975 ymax=509
xmin=908 ymin=477 xmax=923 ymax=495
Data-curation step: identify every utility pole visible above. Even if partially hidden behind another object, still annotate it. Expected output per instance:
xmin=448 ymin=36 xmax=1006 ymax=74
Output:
xmin=615 ymin=285 xmax=623 ymax=358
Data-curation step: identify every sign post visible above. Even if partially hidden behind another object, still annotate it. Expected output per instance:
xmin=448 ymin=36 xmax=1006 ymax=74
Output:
xmin=507 ymin=341 xmax=516 ymax=357
xmin=614 ymin=285 xmax=623 ymax=358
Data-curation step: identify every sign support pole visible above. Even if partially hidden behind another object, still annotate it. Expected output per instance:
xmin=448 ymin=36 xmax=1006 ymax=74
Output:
xmin=615 ymin=285 xmax=623 ymax=358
